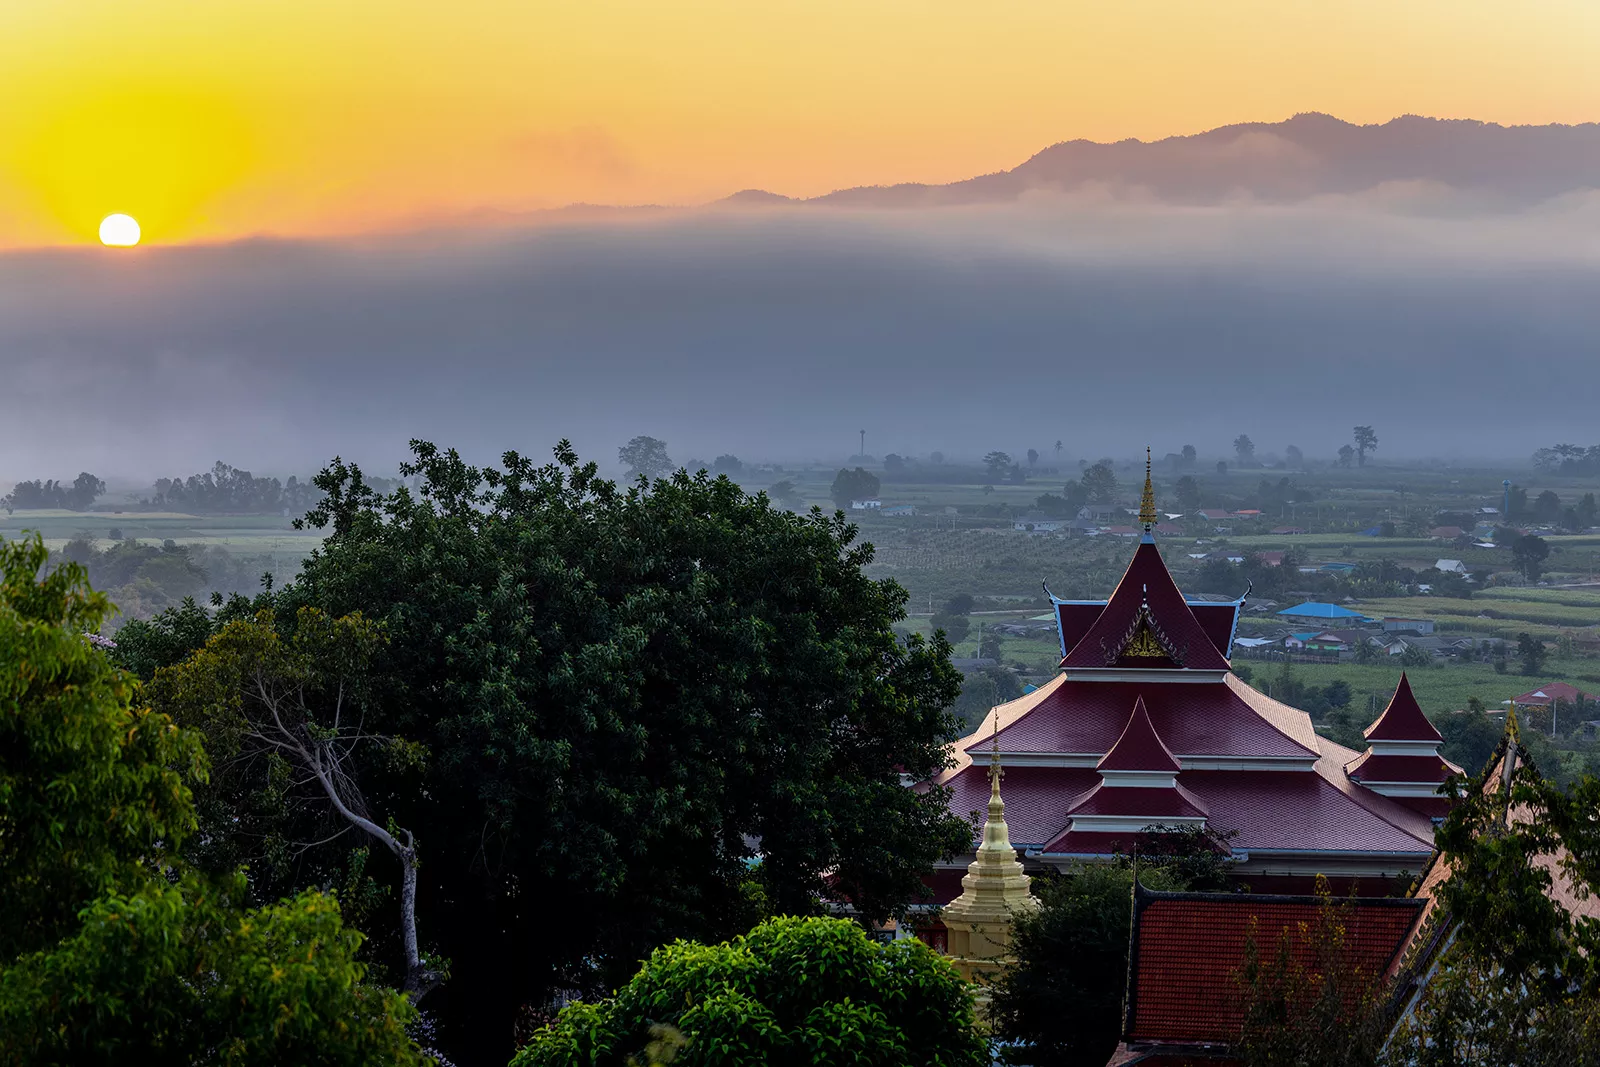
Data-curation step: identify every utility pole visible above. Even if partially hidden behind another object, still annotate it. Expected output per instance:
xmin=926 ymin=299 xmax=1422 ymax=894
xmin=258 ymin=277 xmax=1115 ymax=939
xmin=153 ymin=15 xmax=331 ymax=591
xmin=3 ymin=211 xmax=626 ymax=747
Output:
xmin=859 ymin=429 xmax=866 ymax=459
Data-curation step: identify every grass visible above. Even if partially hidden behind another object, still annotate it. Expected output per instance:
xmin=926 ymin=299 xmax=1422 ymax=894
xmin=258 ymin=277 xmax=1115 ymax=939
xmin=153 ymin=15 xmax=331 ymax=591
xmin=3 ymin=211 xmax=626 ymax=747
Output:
xmin=1233 ymin=657 xmax=1599 ymax=721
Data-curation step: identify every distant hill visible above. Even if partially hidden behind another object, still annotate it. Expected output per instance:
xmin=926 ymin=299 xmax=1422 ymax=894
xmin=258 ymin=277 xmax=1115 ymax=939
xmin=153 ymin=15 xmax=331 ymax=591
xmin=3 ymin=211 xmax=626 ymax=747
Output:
xmin=730 ymin=114 xmax=1600 ymax=207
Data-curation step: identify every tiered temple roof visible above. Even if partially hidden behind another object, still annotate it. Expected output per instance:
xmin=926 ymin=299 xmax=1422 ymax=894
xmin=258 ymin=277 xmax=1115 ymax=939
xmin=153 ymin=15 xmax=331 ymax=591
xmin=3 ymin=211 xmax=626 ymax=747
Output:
xmin=930 ymin=458 xmax=1447 ymax=895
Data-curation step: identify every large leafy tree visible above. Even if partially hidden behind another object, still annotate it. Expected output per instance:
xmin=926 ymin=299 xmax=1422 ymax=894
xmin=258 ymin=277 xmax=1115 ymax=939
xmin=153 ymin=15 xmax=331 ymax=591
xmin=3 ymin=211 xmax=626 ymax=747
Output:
xmin=511 ymin=915 xmax=987 ymax=1067
xmin=265 ymin=441 xmax=967 ymax=1062
xmin=0 ymin=535 xmax=426 ymax=1065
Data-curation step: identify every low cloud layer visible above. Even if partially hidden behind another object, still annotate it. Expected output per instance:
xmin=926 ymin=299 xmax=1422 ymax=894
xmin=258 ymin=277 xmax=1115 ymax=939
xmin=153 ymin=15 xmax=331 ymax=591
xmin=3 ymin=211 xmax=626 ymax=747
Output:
xmin=3 ymin=193 xmax=1599 ymax=484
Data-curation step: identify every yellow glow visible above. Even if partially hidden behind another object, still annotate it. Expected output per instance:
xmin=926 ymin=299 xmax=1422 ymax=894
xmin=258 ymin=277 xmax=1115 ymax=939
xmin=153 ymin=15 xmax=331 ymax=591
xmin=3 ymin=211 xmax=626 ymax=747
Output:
xmin=0 ymin=1 xmax=1598 ymax=246
xmin=98 ymin=213 xmax=140 ymax=246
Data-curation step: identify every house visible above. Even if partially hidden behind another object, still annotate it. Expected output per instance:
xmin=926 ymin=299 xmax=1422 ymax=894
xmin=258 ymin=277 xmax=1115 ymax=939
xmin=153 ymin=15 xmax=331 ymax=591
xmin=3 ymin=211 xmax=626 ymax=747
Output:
xmin=1270 ymin=526 xmax=1307 ymax=536
xmin=1257 ymin=550 xmax=1286 ymax=567
xmin=1079 ymin=504 xmax=1124 ymax=524
xmin=1277 ymin=601 xmax=1366 ymax=623
xmin=1011 ymin=513 xmax=1064 ymax=532
xmin=1196 ymin=509 xmax=1231 ymax=522
xmin=1429 ymin=526 xmax=1467 ymax=540
xmin=1434 ymin=559 xmax=1468 ymax=574
xmin=1319 ymin=561 xmax=1359 ymax=575
xmin=881 ymin=504 xmax=917 ymax=517
xmin=1098 ymin=526 xmax=1143 ymax=538
xmin=850 ymin=498 xmax=882 ymax=510
xmin=1382 ymin=617 xmax=1436 ymax=635
xmin=1233 ymin=509 xmax=1261 ymax=519
xmin=1511 ymin=682 xmax=1597 ymax=709
xmin=1231 ymin=636 xmax=1278 ymax=651
xmin=1476 ymin=505 xmax=1501 ymax=516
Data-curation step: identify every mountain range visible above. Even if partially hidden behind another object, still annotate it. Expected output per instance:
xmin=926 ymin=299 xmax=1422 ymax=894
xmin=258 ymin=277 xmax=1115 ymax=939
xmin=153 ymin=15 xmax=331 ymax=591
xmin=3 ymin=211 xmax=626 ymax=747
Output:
xmin=726 ymin=113 xmax=1600 ymax=207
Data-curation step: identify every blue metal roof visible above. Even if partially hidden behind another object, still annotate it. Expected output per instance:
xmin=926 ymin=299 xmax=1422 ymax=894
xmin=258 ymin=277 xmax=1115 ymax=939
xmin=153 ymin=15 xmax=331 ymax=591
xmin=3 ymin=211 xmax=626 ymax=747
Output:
xmin=1277 ymin=601 xmax=1363 ymax=618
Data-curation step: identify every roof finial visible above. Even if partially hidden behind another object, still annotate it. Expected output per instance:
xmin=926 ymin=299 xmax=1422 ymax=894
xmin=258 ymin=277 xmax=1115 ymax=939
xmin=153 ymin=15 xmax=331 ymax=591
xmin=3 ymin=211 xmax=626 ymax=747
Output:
xmin=989 ymin=705 xmax=1004 ymax=801
xmin=1139 ymin=446 xmax=1157 ymax=531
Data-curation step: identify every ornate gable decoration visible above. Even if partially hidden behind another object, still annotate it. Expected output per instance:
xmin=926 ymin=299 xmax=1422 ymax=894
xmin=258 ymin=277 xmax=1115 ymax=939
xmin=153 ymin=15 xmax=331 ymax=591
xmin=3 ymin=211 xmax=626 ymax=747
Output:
xmin=1103 ymin=589 xmax=1187 ymax=666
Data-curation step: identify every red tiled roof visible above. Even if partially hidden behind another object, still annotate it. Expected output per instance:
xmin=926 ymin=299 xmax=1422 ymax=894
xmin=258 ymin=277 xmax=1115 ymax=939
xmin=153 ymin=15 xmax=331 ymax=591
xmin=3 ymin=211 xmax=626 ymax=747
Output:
xmin=1189 ymin=603 xmax=1240 ymax=659
xmin=1057 ymin=602 xmax=1108 ymax=657
xmin=1364 ymin=674 xmax=1443 ymax=743
xmin=1061 ymin=540 xmax=1232 ymax=671
xmin=1345 ymin=752 xmax=1460 ymax=786
xmin=1512 ymin=681 xmax=1597 ymax=705
xmin=1125 ymin=887 xmax=1423 ymax=1045
xmin=941 ymin=750 xmax=1435 ymax=856
xmin=972 ymin=679 xmax=1319 ymax=760
xmin=1100 ymin=697 xmax=1182 ymax=772
xmin=943 ymin=763 xmax=1100 ymax=846
xmin=1066 ymin=780 xmax=1208 ymax=820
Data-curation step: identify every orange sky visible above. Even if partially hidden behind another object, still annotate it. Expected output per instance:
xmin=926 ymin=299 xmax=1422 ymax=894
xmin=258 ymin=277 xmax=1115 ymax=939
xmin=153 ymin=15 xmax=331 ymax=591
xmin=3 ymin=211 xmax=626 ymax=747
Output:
xmin=1 ymin=0 xmax=1597 ymax=246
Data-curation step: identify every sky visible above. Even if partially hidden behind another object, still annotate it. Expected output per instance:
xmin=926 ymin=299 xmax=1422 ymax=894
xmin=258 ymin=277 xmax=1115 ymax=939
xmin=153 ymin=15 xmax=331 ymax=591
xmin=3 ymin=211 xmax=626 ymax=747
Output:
xmin=3 ymin=1 xmax=1600 ymax=245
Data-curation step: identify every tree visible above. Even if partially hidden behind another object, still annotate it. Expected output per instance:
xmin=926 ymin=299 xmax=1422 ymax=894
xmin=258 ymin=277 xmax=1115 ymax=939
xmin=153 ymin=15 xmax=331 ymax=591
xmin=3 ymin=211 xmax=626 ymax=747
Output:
xmin=1353 ymin=426 xmax=1378 ymax=467
xmin=1387 ymin=758 xmax=1600 ymax=1065
xmin=0 ymin=535 xmax=425 ymax=1065
xmin=1080 ymin=461 xmax=1118 ymax=504
xmin=1401 ymin=641 xmax=1434 ymax=668
xmin=1324 ymin=680 xmax=1353 ymax=709
xmin=1516 ymin=632 xmax=1548 ymax=677
xmin=1337 ymin=445 xmax=1355 ymax=468
xmin=1285 ymin=445 xmax=1304 ymax=469
xmin=1026 ymin=448 xmax=1040 ymax=468
xmin=1578 ymin=492 xmax=1598 ymax=530
xmin=829 ymin=466 xmax=879 ymax=509
xmin=1533 ymin=489 xmax=1562 ymax=524
xmin=273 ymin=442 xmax=969 ymax=1063
xmin=1175 ymin=475 xmax=1202 ymax=514
xmin=1217 ymin=460 xmax=1229 ymax=475
xmin=766 ymin=480 xmax=804 ymax=511
xmin=1233 ymin=435 xmax=1256 ymax=465
xmin=711 ymin=454 xmax=743 ymax=476
xmin=618 ymin=435 xmax=673 ymax=480
xmin=2 ymin=472 xmax=106 ymax=513
xmin=512 ymin=916 xmax=986 ymax=1067
xmin=1512 ymin=534 xmax=1550 ymax=582
xmin=978 ymin=629 xmax=1003 ymax=662
xmin=883 ymin=453 xmax=906 ymax=474
xmin=1181 ymin=444 xmax=1197 ymax=467
xmin=0 ymin=534 xmax=202 ymax=958
xmin=983 ymin=451 xmax=1014 ymax=480
xmin=145 ymin=608 xmax=442 ymax=999
xmin=1054 ymin=440 xmax=1064 ymax=461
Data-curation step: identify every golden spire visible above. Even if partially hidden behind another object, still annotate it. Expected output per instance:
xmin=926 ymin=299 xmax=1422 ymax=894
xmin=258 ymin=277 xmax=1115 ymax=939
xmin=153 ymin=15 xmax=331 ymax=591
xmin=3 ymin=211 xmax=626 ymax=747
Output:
xmin=1139 ymin=446 xmax=1157 ymax=531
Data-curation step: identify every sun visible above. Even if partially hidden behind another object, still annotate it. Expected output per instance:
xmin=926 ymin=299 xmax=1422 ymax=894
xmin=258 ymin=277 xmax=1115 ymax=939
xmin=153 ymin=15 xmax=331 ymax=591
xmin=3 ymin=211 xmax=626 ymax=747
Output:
xmin=98 ymin=213 xmax=141 ymax=246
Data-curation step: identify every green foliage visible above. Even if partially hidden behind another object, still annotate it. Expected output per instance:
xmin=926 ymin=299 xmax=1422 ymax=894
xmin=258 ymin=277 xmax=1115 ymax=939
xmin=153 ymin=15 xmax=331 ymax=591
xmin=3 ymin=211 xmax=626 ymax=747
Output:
xmin=1516 ymin=631 xmax=1548 ymax=676
xmin=510 ymin=915 xmax=986 ymax=1067
xmin=1386 ymin=756 xmax=1600 ymax=1064
xmin=619 ymin=436 xmax=674 ymax=480
xmin=0 ymin=534 xmax=203 ymax=958
xmin=0 ymin=873 xmax=428 ymax=1067
xmin=1512 ymin=533 xmax=1549 ymax=582
xmin=0 ymin=533 xmax=427 ymax=1065
xmin=2 ymin=472 xmax=105 ymax=512
xmin=1079 ymin=462 xmax=1117 ymax=504
xmin=274 ymin=442 xmax=968 ymax=1060
xmin=830 ymin=466 xmax=880 ymax=508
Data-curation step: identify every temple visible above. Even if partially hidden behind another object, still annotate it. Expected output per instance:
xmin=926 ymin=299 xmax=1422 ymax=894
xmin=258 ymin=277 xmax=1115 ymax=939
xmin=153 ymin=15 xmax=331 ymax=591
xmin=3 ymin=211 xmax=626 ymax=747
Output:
xmin=927 ymin=453 xmax=1454 ymax=903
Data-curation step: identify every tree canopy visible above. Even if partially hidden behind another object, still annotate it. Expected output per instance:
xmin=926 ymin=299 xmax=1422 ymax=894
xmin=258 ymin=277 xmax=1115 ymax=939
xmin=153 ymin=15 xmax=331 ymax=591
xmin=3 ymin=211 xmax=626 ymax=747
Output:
xmin=255 ymin=440 xmax=968 ymax=1062
xmin=511 ymin=915 xmax=987 ymax=1067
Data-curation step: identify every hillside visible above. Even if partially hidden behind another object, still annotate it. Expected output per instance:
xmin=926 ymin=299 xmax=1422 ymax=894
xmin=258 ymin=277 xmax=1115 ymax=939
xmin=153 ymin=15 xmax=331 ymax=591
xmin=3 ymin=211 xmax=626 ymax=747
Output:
xmin=732 ymin=114 xmax=1600 ymax=207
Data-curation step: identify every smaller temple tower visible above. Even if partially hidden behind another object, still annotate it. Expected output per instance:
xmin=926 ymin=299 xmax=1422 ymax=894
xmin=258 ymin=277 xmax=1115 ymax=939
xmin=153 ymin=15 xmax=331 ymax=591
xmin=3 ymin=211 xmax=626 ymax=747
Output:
xmin=942 ymin=727 xmax=1040 ymax=998
xmin=1346 ymin=673 xmax=1462 ymax=819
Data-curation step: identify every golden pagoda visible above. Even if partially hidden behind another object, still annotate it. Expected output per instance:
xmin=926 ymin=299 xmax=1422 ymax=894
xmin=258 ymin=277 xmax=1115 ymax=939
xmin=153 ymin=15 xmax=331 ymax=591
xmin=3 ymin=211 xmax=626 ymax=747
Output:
xmin=941 ymin=718 xmax=1039 ymax=1006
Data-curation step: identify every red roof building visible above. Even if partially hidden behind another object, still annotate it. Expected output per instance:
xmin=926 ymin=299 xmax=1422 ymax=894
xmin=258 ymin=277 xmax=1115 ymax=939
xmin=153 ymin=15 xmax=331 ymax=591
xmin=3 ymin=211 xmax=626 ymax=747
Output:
xmin=930 ymin=469 xmax=1445 ymax=898
xmin=1510 ymin=681 xmax=1597 ymax=708
xmin=1344 ymin=673 xmax=1462 ymax=820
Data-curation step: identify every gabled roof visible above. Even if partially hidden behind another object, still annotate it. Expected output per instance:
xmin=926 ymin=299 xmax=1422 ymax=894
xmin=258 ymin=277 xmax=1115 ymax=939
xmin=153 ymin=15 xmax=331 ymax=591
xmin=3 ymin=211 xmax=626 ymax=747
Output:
xmin=1512 ymin=681 xmax=1597 ymax=705
xmin=1123 ymin=884 xmax=1423 ymax=1048
xmin=1099 ymin=696 xmax=1181 ymax=772
xmin=1364 ymin=673 xmax=1443 ymax=743
xmin=1060 ymin=540 xmax=1232 ymax=671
